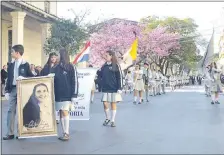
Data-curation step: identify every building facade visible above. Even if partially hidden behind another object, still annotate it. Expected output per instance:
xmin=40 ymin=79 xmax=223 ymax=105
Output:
xmin=1 ymin=1 xmax=58 ymax=67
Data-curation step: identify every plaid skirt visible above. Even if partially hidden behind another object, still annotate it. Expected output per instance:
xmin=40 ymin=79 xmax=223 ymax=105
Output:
xmin=101 ymin=92 xmax=122 ymax=102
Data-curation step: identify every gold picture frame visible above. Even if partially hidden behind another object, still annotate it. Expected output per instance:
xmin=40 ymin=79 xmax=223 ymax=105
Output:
xmin=17 ymin=76 xmax=57 ymax=138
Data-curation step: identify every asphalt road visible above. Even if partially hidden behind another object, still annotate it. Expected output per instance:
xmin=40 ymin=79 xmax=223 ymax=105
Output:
xmin=1 ymin=86 xmax=224 ymax=154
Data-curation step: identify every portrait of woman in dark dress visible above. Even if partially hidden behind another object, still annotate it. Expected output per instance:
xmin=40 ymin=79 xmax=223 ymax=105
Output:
xmin=23 ymin=83 xmax=50 ymax=129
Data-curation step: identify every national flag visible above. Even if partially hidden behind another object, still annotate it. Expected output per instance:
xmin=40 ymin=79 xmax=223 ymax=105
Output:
xmin=201 ymin=29 xmax=214 ymax=69
xmin=120 ymin=38 xmax=138 ymax=70
xmin=73 ymin=41 xmax=90 ymax=64
xmin=129 ymin=38 xmax=138 ymax=60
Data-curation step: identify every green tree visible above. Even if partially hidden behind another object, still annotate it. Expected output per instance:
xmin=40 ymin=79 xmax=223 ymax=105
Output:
xmin=44 ymin=18 xmax=88 ymax=56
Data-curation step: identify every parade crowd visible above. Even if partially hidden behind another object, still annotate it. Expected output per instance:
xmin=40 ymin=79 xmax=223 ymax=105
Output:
xmin=1 ymin=44 xmax=223 ymax=142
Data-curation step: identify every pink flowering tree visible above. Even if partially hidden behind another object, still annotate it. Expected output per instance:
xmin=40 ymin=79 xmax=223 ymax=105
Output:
xmin=139 ymin=26 xmax=181 ymax=74
xmin=89 ymin=20 xmax=141 ymax=67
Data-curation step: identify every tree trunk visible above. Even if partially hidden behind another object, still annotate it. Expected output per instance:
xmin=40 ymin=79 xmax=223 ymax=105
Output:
xmin=165 ymin=61 xmax=169 ymax=75
xmin=171 ymin=65 xmax=174 ymax=75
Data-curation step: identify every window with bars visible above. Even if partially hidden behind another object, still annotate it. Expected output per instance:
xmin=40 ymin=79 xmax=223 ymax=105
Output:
xmin=44 ymin=1 xmax=50 ymax=13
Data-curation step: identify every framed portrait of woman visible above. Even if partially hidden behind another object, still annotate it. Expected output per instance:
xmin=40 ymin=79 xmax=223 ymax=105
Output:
xmin=17 ymin=76 xmax=57 ymax=138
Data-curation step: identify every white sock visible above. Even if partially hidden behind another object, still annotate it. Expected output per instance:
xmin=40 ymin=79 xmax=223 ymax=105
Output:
xmin=60 ymin=117 xmax=65 ymax=134
xmin=91 ymin=94 xmax=94 ymax=102
xmin=215 ymin=95 xmax=218 ymax=102
xmin=111 ymin=110 xmax=117 ymax=122
xmin=104 ymin=108 xmax=110 ymax=120
xmin=139 ymin=97 xmax=142 ymax=102
xmin=211 ymin=94 xmax=215 ymax=102
xmin=134 ymin=96 xmax=137 ymax=101
xmin=64 ymin=116 xmax=70 ymax=134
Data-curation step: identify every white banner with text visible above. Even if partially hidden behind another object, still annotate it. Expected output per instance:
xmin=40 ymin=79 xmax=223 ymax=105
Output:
xmin=56 ymin=68 xmax=97 ymax=120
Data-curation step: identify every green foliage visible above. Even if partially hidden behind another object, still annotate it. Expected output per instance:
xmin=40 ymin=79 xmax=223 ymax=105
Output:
xmin=44 ymin=18 xmax=88 ymax=56
xmin=140 ymin=16 xmax=205 ymax=74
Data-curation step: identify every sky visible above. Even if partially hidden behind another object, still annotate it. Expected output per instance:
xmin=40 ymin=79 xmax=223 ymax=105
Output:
xmin=57 ymin=2 xmax=224 ymax=53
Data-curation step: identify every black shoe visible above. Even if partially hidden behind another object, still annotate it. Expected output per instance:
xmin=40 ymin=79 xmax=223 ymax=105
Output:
xmin=103 ymin=119 xmax=110 ymax=126
xmin=215 ymin=101 xmax=220 ymax=104
xmin=141 ymin=99 xmax=144 ymax=102
xmin=56 ymin=120 xmax=60 ymax=124
xmin=133 ymin=101 xmax=137 ymax=104
xmin=211 ymin=101 xmax=215 ymax=104
xmin=1 ymin=95 xmax=5 ymax=97
xmin=3 ymin=135 xmax=14 ymax=140
xmin=138 ymin=102 xmax=142 ymax=104
xmin=146 ymin=100 xmax=149 ymax=102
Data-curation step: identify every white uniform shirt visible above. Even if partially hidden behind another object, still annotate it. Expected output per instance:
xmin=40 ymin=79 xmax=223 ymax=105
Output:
xmin=13 ymin=58 xmax=23 ymax=85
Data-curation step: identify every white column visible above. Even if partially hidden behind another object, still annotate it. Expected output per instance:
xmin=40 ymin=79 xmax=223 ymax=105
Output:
xmin=40 ymin=23 xmax=51 ymax=66
xmin=10 ymin=12 xmax=26 ymax=46
xmin=1 ymin=23 xmax=9 ymax=67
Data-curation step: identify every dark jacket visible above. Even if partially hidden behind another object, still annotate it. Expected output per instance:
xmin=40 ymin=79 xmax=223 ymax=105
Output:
xmin=99 ymin=63 xmax=123 ymax=93
xmin=96 ymin=70 xmax=102 ymax=84
xmin=40 ymin=64 xmax=57 ymax=76
xmin=53 ymin=63 xmax=78 ymax=102
xmin=1 ymin=69 xmax=7 ymax=84
xmin=23 ymin=95 xmax=40 ymax=128
xmin=5 ymin=59 xmax=34 ymax=93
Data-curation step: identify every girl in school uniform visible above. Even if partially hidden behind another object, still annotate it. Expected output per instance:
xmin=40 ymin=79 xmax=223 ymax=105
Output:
xmin=54 ymin=49 xmax=78 ymax=141
xmin=98 ymin=50 xmax=123 ymax=127
xmin=133 ymin=65 xmax=145 ymax=104
xmin=209 ymin=62 xmax=222 ymax=104
xmin=89 ymin=64 xmax=96 ymax=103
xmin=124 ymin=70 xmax=134 ymax=94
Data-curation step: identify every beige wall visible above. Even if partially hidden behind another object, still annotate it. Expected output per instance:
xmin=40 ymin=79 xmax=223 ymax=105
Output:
xmin=1 ymin=11 xmax=48 ymax=68
xmin=23 ymin=27 xmax=42 ymax=66
xmin=1 ymin=25 xmax=42 ymax=67
xmin=26 ymin=1 xmax=57 ymax=16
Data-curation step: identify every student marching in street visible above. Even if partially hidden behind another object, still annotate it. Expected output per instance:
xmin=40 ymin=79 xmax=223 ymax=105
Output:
xmin=3 ymin=44 xmax=34 ymax=140
xmin=155 ymin=69 xmax=161 ymax=95
xmin=99 ymin=50 xmax=123 ymax=127
xmin=41 ymin=52 xmax=59 ymax=124
xmin=133 ymin=65 xmax=145 ymax=104
xmin=53 ymin=49 xmax=78 ymax=141
xmin=124 ymin=70 xmax=133 ymax=94
xmin=169 ymin=75 xmax=175 ymax=91
xmin=160 ymin=73 xmax=166 ymax=94
xmin=209 ymin=62 xmax=222 ymax=104
xmin=41 ymin=52 xmax=58 ymax=76
xmin=203 ymin=65 xmax=212 ymax=97
xmin=143 ymin=63 xmax=151 ymax=102
xmin=151 ymin=67 xmax=157 ymax=96
xmin=1 ymin=65 xmax=7 ymax=97
xmin=89 ymin=64 xmax=96 ymax=103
